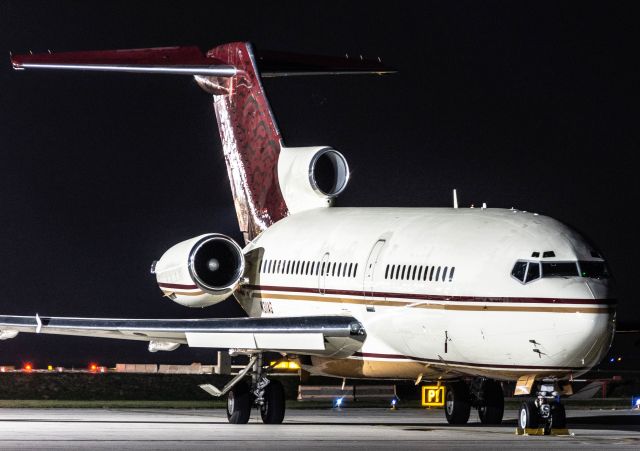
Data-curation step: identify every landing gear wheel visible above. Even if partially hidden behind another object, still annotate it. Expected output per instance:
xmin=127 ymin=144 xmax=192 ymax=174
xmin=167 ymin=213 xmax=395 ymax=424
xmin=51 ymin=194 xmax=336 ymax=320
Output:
xmin=445 ymin=382 xmax=471 ymax=425
xmin=260 ymin=379 xmax=286 ymax=424
xmin=227 ymin=382 xmax=253 ymax=424
xmin=478 ymin=380 xmax=504 ymax=425
xmin=518 ymin=400 xmax=540 ymax=430
xmin=550 ymin=402 xmax=566 ymax=429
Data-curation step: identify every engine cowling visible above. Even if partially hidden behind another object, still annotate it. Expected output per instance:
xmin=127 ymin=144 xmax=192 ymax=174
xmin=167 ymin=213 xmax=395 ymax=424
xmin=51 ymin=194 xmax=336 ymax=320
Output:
xmin=277 ymin=146 xmax=350 ymax=214
xmin=152 ymin=234 xmax=245 ymax=308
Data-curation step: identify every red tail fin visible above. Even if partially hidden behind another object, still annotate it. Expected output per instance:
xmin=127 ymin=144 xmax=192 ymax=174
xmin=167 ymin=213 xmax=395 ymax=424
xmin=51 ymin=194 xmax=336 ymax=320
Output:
xmin=195 ymin=42 xmax=288 ymax=243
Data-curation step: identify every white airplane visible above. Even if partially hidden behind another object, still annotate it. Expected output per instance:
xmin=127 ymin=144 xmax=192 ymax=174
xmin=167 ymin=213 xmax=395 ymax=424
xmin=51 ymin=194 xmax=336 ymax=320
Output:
xmin=0 ymin=42 xmax=627 ymax=431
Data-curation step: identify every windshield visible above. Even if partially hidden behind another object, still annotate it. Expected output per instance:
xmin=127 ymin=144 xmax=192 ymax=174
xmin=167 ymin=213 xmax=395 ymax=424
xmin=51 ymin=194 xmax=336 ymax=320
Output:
xmin=579 ymin=261 xmax=609 ymax=279
xmin=541 ymin=262 xmax=579 ymax=277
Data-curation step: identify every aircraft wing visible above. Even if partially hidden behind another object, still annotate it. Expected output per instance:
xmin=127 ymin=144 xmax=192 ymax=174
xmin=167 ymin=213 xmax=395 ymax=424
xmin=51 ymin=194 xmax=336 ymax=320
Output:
xmin=0 ymin=315 xmax=365 ymax=357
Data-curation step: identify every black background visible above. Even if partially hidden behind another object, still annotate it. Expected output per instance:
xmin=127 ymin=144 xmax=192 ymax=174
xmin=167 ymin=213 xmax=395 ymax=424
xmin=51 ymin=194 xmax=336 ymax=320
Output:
xmin=0 ymin=1 xmax=638 ymax=368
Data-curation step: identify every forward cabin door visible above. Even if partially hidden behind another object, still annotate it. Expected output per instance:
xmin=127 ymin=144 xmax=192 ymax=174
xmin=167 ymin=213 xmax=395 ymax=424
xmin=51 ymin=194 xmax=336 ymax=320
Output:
xmin=363 ymin=239 xmax=386 ymax=312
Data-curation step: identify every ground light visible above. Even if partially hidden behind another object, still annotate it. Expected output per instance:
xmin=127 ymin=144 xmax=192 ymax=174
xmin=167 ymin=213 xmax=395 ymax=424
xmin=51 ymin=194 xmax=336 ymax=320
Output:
xmin=632 ymin=396 xmax=640 ymax=410
xmin=23 ymin=363 xmax=33 ymax=372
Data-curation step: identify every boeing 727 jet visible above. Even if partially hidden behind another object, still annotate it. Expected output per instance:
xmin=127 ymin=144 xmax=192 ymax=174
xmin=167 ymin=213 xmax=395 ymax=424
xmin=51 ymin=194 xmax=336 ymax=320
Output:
xmin=0 ymin=42 xmax=627 ymax=431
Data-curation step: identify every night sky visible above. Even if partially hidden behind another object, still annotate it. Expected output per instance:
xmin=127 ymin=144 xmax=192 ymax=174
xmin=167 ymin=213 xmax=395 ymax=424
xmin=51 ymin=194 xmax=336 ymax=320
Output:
xmin=0 ymin=1 xmax=638 ymax=368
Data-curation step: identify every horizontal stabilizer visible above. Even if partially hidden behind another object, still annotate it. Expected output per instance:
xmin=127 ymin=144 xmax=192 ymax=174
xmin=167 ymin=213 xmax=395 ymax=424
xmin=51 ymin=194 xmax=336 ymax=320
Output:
xmin=11 ymin=45 xmax=394 ymax=77
xmin=11 ymin=46 xmax=237 ymax=76
xmin=256 ymin=49 xmax=395 ymax=77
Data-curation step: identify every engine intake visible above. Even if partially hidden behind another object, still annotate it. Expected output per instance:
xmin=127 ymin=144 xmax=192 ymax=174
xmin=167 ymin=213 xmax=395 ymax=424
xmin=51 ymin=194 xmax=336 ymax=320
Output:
xmin=277 ymin=146 xmax=350 ymax=214
xmin=153 ymin=234 xmax=245 ymax=308
xmin=309 ymin=148 xmax=350 ymax=197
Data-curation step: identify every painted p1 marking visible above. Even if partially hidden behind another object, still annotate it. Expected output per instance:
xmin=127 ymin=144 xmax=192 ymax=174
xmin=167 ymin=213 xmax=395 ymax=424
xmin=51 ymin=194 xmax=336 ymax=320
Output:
xmin=421 ymin=385 xmax=445 ymax=407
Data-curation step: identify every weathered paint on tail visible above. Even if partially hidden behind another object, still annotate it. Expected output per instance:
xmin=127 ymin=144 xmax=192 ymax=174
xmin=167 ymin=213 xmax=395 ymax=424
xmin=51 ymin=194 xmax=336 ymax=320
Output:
xmin=195 ymin=42 xmax=288 ymax=243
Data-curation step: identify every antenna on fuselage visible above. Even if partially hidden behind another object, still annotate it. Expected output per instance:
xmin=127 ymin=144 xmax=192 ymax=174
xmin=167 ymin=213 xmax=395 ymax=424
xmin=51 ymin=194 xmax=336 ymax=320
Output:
xmin=453 ymin=189 xmax=458 ymax=209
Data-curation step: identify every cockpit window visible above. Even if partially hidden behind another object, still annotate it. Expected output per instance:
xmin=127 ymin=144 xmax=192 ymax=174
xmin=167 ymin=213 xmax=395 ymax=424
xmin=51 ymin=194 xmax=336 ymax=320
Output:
xmin=525 ymin=262 xmax=540 ymax=282
xmin=541 ymin=262 xmax=579 ymax=277
xmin=513 ymin=259 xmax=609 ymax=284
xmin=579 ymin=261 xmax=609 ymax=279
xmin=511 ymin=261 xmax=527 ymax=282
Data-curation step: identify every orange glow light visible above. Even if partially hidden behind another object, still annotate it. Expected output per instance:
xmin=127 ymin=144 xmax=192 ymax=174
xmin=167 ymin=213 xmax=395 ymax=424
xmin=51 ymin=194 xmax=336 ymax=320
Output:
xmin=24 ymin=363 xmax=33 ymax=372
xmin=89 ymin=363 xmax=98 ymax=372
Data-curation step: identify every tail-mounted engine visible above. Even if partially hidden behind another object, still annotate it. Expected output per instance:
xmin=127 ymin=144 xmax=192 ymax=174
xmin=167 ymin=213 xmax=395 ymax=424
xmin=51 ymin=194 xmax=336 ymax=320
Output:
xmin=152 ymin=234 xmax=245 ymax=308
xmin=277 ymin=146 xmax=350 ymax=214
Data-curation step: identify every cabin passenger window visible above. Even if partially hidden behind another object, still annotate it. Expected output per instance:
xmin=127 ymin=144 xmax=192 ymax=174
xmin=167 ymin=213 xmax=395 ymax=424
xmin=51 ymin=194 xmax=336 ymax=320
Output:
xmin=385 ymin=265 xmax=389 ymax=279
xmin=442 ymin=267 xmax=448 ymax=281
xmin=429 ymin=266 xmax=435 ymax=281
xmin=417 ymin=266 xmax=423 ymax=280
xmin=449 ymin=267 xmax=455 ymax=282
xmin=436 ymin=266 xmax=441 ymax=281
xmin=423 ymin=266 xmax=428 ymax=281
xmin=337 ymin=263 xmax=342 ymax=277
xmin=353 ymin=263 xmax=358 ymax=277
xmin=401 ymin=265 xmax=406 ymax=280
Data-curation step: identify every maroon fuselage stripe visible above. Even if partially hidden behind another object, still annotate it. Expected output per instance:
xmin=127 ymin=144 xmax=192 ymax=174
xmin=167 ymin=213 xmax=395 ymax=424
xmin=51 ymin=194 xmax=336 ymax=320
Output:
xmin=352 ymin=352 xmax=585 ymax=371
xmin=158 ymin=282 xmax=199 ymax=290
xmin=242 ymin=284 xmax=615 ymax=306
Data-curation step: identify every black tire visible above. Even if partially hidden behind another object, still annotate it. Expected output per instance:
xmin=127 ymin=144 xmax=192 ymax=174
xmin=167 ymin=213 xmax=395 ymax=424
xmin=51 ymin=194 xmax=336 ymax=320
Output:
xmin=227 ymin=382 xmax=253 ymax=424
xmin=478 ymin=380 xmax=504 ymax=425
xmin=518 ymin=400 xmax=540 ymax=430
xmin=445 ymin=382 xmax=471 ymax=425
xmin=551 ymin=402 xmax=566 ymax=429
xmin=260 ymin=379 xmax=286 ymax=424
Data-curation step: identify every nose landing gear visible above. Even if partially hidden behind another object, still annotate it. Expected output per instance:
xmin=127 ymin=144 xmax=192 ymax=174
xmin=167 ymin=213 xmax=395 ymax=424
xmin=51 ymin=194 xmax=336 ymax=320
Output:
xmin=516 ymin=381 xmax=568 ymax=435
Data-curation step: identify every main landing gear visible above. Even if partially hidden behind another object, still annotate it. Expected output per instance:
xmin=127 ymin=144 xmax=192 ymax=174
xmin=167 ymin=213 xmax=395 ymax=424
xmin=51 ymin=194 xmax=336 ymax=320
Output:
xmin=517 ymin=381 xmax=567 ymax=435
xmin=201 ymin=352 xmax=286 ymax=424
xmin=444 ymin=378 xmax=504 ymax=425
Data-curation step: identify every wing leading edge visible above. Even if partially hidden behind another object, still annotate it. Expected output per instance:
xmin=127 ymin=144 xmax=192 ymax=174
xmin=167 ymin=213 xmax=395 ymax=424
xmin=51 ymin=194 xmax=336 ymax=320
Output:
xmin=0 ymin=315 xmax=366 ymax=357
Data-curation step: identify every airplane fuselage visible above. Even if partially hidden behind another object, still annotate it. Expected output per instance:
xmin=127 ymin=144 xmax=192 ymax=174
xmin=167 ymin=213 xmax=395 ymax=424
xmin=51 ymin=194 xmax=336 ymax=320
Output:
xmin=237 ymin=207 xmax=615 ymax=381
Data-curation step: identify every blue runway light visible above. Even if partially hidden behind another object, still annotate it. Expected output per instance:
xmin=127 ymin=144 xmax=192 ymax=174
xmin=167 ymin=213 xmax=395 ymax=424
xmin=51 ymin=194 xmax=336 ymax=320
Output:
xmin=610 ymin=358 xmax=615 ymax=363
xmin=334 ymin=397 xmax=344 ymax=408
xmin=632 ymin=396 xmax=640 ymax=410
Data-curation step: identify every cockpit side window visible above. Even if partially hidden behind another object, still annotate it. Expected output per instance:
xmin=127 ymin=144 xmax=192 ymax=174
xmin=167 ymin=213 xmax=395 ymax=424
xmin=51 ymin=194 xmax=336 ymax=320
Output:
xmin=511 ymin=261 xmax=527 ymax=282
xmin=579 ymin=261 xmax=609 ymax=279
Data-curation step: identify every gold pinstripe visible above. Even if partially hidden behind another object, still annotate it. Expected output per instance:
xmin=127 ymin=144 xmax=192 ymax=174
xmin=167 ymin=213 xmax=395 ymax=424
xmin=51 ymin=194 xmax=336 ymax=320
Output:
xmin=251 ymin=292 xmax=611 ymax=314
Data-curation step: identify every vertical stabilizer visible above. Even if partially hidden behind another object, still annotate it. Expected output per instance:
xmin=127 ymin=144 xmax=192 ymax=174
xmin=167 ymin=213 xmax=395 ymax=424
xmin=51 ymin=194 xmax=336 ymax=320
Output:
xmin=195 ymin=42 xmax=287 ymax=243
